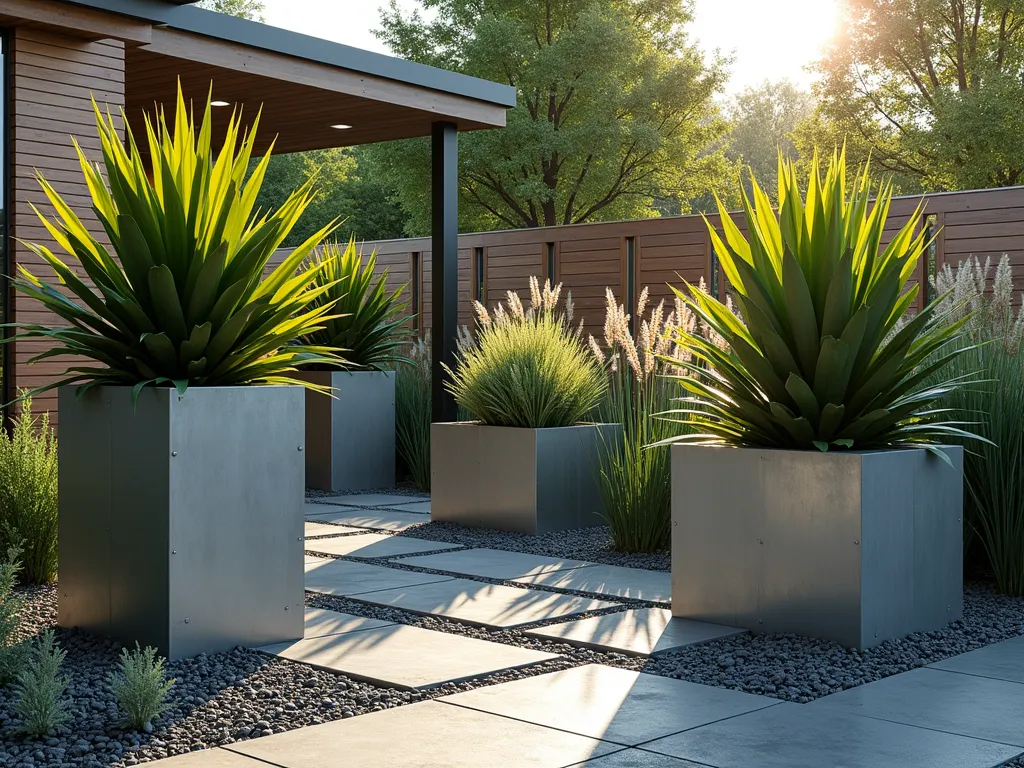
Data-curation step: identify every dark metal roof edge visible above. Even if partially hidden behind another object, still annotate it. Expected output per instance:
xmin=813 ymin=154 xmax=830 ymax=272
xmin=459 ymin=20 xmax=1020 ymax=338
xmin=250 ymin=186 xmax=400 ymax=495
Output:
xmin=66 ymin=0 xmax=518 ymax=109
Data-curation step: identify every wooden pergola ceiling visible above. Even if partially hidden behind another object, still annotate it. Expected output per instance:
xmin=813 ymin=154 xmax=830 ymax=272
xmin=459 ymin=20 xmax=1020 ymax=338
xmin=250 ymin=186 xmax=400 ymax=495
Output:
xmin=125 ymin=27 xmax=510 ymax=156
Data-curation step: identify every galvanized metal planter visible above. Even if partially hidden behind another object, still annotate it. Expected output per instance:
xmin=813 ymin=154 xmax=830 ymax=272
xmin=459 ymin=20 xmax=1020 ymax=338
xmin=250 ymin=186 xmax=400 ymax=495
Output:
xmin=58 ymin=385 xmax=305 ymax=660
xmin=431 ymin=422 xmax=619 ymax=535
xmin=298 ymin=370 xmax=396 ymax=492
xmin=671 ymin=444 xmax=964 ymax=650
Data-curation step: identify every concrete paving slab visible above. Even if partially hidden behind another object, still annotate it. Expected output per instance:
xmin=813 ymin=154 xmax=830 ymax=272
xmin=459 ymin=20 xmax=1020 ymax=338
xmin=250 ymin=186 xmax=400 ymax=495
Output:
xmin=304 ymin=532 xmax=461 ymax=559
xmin=314 ymin=493 xmax=427 ymax=508
xmin=347 ymin=576 xmax=622 ymax=627
xmin=304 ymin=558 xmax=455 ymax=597
xmin=227 ymin=700 xmax=619 ymax=768
xmin=441 ymin=664 xmax=775 ymax=746
xmin=514 ymin=564 xmax=671 ymax=603
xmin=811 ymin=667 xmax=1024 ymax=747
xmin=525 ymin=608 xmax=746 ymax=656
xmin=304 ymin=501 xmax=360 ymax=516
xmin=259 ymin=622 xmax=557 ymax=690
xmin=301 ymin=608 xmax=394 ymax=639
xmin=304 ymin=521 xmax=362 ymax=538
xmin=144 ymin=750 xmax=267 ymax=767
xmin=568 ymin=750 xmax=709 ymax=767
xmin=391 ymin=500 xmax=431 ymax=514
xmin=929 ymin=635 xmax=1024 ymax=683
xmin=396 ymin=547 xmax=596 ymax=580
xmin=641 ymin=701 xmax=1021 ymax=768
xmin=304 ymin=507 xmax=432 ymax=532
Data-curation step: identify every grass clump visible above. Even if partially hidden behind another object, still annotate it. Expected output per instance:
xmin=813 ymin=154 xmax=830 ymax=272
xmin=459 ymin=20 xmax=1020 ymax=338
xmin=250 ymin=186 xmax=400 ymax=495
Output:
xmin=590 ymin=287 xmax=710 ymax=553
xmin=396 ymin=335 xmax=432 ymax=491
xmin=449 ymin=277 xmax=606 ymax=428
xmin=930 ymin=255 xmax=1024 ymax=594
xmin=0 ymin=546 xmax=30 ymax=685
xmin=0 ymin=396 xmax=58 ymax=584
xmin=14 ymin=629 xmax=71 ymax=738
xmin=109 ymin=643 xmax=175 ymax=732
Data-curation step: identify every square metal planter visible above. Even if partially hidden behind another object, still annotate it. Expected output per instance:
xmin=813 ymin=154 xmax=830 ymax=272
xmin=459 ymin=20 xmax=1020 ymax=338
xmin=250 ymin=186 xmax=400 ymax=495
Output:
xmin=298 ymin=370 xmax=395 ymax=492
xmin=671 ymin=444 xmax=964 ymax=650
xmin=57 ymin=385 xmax=305 ymax=660
xmin=431 ymin=422 xmax=619 ymax=535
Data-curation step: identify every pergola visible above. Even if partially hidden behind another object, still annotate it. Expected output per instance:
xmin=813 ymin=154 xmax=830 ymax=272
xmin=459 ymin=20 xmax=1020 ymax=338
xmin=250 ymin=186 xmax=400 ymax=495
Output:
xmin=7 ymin=0 xmax=517 ymax=419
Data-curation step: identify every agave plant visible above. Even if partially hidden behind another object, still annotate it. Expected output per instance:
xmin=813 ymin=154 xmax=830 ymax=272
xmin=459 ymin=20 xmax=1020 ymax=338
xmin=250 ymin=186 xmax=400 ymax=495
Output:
xmin=299 ymin=238 xmax=409 ymax=369
xmin=664 ymin=150 xmax=978 ymax=453
xmin=6 ymin=85 xmax=343 ymax=398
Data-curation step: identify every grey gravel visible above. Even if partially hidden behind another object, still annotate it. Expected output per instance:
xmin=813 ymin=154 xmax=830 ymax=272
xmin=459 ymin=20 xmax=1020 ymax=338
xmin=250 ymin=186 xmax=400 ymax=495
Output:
xmin=305 ymin=484 xmax=427 ymax=500
xmin=0 ymin=586 xmax=422 ymax=767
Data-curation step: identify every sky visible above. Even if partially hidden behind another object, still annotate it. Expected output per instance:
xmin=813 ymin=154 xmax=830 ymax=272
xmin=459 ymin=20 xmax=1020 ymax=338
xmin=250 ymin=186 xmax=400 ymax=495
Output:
xmin=262 ymin=0 xmax=842 ymax=96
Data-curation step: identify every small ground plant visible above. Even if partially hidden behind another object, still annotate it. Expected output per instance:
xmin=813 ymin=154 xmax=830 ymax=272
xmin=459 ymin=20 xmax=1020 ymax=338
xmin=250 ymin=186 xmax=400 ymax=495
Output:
xmin=396 ymin=335 xmax=432 ymax=491
xmin=14 ymin=629 xmax=71 ymax=738
xmin=109 ymin=643 xmax=175 ymax=732
xmin=0 ymin=396 xmax=58 ymax=584
xmin=0 ymin=546 xmax=29 ymax=685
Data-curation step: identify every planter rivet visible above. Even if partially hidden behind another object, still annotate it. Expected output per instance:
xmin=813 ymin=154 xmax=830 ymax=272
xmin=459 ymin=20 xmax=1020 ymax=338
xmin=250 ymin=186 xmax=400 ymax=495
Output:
xmin=874 ymin=632 xmax=878 ymax=638
xmin=854 ymin=540 xmax=859 ymax=545
xmin=758 ymin=539 xmax=763 ymax=545
xmin=184 ymin=618 xmax=190 ymax=624
xmin=172 ymin=550 xmax=177 ymax=554
xmin=758 ymin=619 xmax=763 ymax=624
xmin=172 ymin=451 xmax=178 ymax=457
xmin=298 ymin=446 xmax=304 ymax=452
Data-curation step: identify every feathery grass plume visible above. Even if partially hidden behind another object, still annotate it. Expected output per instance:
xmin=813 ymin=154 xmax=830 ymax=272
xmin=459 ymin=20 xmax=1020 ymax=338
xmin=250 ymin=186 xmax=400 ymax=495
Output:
xmin=3 ymin=83 xmax=345 ymax=400
xmin=663 ymin=149 xmax=980 ymax=454
xmin=449 ymin=279 xmax=605 ymax=428
xmin=0 ymin=546 xmax=30 ymax=686
xmin=590 ymin=289 xmax=706 ymax=552
xmin=929 ymin=255 xmax=1024 ymax=594
xmin=396 ymin=335 xmax=432 ymax=491
xmin=14 ymin=630 xmax=71 ymax=738
xmin=109 ymin=643 xmax=175 ymax=733
xmin=0 ymin=396 xmax=57 ymax=584
xmin=298 ymin=238 xmax=409 ymax=369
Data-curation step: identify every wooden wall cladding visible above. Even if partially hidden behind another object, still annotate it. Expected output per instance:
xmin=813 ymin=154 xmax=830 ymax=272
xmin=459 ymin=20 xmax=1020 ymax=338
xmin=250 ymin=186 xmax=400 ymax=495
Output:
xmin=10 ymin=29 xmax=126 ymax=422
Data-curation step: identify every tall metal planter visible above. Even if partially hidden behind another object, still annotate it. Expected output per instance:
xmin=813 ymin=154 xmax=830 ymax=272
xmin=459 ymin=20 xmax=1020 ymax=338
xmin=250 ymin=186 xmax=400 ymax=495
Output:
xmin=431 ymin=422 xmax=619 ymax=535
xmin=671 ymin=444 xmax=964 ymax=650
xmin=298 ymin=370 xmax=396 ymax=492
xmin=58 ymin=385 xmax=305 ymax=660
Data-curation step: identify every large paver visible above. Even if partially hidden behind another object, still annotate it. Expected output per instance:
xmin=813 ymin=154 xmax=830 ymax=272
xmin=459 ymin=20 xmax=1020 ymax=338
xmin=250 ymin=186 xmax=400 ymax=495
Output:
xmin=227 ymin=700 xmax=619 ymax=768
xmin=811 ymin=667 xmax=1024 ymax=747
xmin=442 ymin=664 xmax=775 ymax=746
xmin=347 ymin=576 xmax=621 ymax=627
xmin=640 ymin=701 xmax=1021 ymax=768
xmin=929 ymin=635 xmax=1024 ymax=683
xmin=259 ymin=622 xmax=557 ymax=689
xmin=304 ymin=521 xmax=362 ymax=538
xmin=514 ymin=564 xmax=671 ymax=603
xmin=304 ymin=532 xmax=461 ymax=559
xmin=304 ymin=501 xmax=359 ymax=517
xmin=301 ymin=608 xmax=394 ymax=639
xmin=525 ymin=608 xmax=745 ymax=656
xmin=304 ymin=558 xmax=454 ymax=597
xmin=395 ymin=547 xmax=596 ymax=580
xmin=145 ymin=750 xmax=269 ymax=767
xmin=305 ymin=506 xmax=432 ymax=532
xmin=568 ymin=750 xmax=708 ymax=767
xmin=314 ymin=493 xmax=427 ymax=508
xmin=392 ymin=500 xmax=431 ymax=514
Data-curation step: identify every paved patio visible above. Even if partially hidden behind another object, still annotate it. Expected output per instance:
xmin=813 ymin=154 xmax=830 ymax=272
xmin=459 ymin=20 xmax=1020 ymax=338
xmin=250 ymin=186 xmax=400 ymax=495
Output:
xmin=149 ymin=493 xmax=1024 ymax=767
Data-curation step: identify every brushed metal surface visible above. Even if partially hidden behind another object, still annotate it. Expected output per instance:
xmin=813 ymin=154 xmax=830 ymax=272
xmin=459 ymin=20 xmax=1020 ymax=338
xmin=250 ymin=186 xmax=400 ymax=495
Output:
xmin=671 ymin=445 xmax=964 ymax=649
xmin=58 ymin=385 xmax=305 ymax=660
xmin=431 ymin=423 xmax=618 ymax=535
xmin=300 ymin=370 xmax=396 ymax=492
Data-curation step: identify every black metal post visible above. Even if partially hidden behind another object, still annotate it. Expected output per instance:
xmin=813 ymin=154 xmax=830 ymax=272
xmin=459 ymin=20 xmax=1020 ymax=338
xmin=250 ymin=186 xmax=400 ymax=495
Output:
xmin=431 ymin=121 xmax=459 ymax=423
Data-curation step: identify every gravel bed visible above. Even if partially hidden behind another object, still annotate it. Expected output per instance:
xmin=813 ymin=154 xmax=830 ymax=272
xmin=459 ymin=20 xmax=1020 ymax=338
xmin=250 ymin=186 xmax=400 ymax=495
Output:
xmin=0 ymin=587 xmax=421 ymax=768
xmin=305 ymin=485 xmax=427 ymax=500
xmin=310 ymin=580 xmax=1024 ymax=706
xmin=386 ymin=521 xmax=670 ymax=571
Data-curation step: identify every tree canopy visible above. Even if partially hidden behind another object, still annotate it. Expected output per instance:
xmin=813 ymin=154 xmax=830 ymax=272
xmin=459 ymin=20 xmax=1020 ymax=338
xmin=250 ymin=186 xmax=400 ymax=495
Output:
xmin=369 ymin=0 xmax=734 ymax=232
xmin=196 ymin=0 xmax=266 ymax=21
xmin=808 ymin=0 xmax=1024 ymax=191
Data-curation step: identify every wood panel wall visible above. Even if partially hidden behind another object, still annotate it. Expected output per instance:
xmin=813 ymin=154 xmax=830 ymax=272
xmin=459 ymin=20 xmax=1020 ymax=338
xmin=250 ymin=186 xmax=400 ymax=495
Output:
xmin=9 ymin=28 xmax=126 ymax=420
